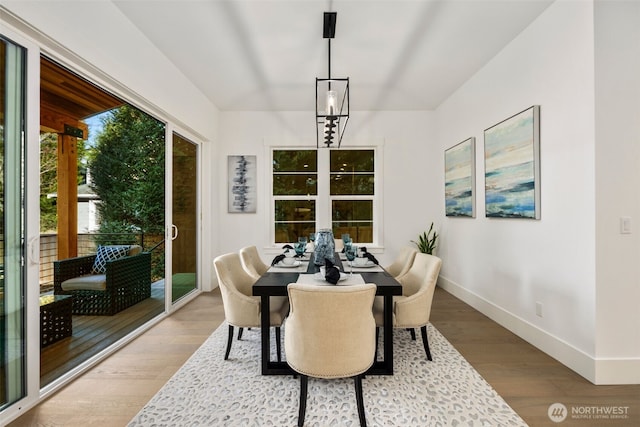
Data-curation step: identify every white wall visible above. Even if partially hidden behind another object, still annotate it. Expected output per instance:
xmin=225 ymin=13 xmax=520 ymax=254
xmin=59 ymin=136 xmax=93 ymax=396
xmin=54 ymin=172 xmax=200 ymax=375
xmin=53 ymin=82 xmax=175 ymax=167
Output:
xmin=216 ymin=110 xmax=437 ymax=265
xmin=436 ymin=0 xmax=598 ymax=380
xmin=436 ymin=0 xmax=640 ymax=384
xmin=593 ymin=0 xmax=640 ymax=382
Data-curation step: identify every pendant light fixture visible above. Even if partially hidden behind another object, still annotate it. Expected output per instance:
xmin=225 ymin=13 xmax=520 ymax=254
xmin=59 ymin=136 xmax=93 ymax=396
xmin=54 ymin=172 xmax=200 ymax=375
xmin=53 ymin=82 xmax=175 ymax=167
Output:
xmin=316 ymin=11 xmax=349 ymax=148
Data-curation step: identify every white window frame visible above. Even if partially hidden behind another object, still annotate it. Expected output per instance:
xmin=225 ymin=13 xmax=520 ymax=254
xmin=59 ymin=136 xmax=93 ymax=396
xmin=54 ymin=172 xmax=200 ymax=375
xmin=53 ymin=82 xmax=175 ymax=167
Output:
xmin=328 ymin=148 xmax=376 ymax=245
xmin=270 ymin=148 xmax=318 ymax=245
xmin=269 ymin=146 xmax=383 ymax=248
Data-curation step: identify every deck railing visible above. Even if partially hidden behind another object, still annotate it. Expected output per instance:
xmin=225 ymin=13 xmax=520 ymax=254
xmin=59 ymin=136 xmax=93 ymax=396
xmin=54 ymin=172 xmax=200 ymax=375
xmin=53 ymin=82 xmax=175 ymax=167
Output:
xmin=39 ymin=232 xmax=164 ymax=293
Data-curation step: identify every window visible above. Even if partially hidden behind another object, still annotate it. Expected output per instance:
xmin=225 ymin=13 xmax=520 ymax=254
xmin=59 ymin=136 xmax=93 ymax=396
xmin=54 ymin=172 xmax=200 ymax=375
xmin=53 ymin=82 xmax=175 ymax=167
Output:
xmin=272 ymin=149 xmax=376 ymax=244
xmin=273 ymin=150 xmax=317 ymax=243
xmin=1 ymin=35 xmax=27 ymax=409
xmin=330 ymin=150 xmax=374 ymax=243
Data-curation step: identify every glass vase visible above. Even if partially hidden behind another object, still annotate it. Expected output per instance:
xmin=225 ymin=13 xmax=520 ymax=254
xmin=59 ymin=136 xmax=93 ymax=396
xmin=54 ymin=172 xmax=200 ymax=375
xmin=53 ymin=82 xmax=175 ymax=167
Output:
xmin=313 ymin=229 xmax=336 ymax=266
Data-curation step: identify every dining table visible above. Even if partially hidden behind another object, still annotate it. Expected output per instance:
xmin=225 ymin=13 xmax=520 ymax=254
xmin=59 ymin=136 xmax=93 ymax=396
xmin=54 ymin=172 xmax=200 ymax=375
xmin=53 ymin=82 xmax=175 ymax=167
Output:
xmin=252 ymin=253 xmax=402 ymax=376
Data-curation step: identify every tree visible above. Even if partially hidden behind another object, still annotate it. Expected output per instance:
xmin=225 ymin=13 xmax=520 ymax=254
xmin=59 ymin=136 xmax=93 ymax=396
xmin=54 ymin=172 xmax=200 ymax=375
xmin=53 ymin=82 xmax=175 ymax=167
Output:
xmin=40 ymin=132 xmax=58 ymax=232
xmin=40 ymin=132 xmax=90 ymax=233
xmin=88 ymin=105 xmax=165 ymax=236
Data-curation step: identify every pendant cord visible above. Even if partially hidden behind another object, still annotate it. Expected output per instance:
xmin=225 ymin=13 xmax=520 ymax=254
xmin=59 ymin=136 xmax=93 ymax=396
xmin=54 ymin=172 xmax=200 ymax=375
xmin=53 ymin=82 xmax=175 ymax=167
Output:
xmin=328 ymin=38 xmax=332 ymax=90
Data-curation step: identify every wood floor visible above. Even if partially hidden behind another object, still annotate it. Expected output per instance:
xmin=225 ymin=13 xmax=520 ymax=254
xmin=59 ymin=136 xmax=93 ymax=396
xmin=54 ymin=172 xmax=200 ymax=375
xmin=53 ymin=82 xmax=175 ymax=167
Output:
xmin=430 ymin=289 xmax=640 ymax=426
xmin=9 ymin=287 xmax=640 ymax=427
xmin=40 ymin=286 xmax=165 ymax=387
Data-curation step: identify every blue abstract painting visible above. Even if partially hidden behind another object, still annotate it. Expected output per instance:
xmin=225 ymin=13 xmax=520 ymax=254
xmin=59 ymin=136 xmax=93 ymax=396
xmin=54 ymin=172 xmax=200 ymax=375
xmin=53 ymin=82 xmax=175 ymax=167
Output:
xmin=484 ymin=106 xmax=540 ymax=219
xmin=445 ymin=137 xmax=475 ymax=217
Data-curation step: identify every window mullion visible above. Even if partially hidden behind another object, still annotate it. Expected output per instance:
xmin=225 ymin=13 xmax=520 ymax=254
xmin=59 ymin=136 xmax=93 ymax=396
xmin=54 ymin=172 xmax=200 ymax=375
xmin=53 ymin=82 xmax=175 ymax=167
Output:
xmin=316 ymin=149 xmax=331 ymax=228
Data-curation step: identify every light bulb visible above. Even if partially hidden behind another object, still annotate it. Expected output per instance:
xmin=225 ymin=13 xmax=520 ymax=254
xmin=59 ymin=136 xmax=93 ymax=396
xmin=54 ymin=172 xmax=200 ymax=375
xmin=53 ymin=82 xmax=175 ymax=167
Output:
xmin=326 ymin=90 xmax=337 ymax=115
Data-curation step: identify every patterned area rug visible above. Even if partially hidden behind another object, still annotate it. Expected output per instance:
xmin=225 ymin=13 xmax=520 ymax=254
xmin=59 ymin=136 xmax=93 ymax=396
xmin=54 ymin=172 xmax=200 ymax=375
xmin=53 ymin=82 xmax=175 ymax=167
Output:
xmin=129 ymin=322 xmax=527 ymax=426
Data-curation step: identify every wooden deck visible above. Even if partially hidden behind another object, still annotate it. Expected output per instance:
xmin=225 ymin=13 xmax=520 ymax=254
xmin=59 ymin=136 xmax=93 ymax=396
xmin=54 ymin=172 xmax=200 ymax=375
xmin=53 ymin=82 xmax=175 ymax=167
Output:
xmin=40 ymin=283 xmax=165 ymax=386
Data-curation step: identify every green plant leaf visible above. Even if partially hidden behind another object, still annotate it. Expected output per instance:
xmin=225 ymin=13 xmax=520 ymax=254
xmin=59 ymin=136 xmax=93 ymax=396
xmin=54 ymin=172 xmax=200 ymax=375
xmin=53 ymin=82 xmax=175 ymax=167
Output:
xmin=412 ymin=222 xmax=438 ymax=254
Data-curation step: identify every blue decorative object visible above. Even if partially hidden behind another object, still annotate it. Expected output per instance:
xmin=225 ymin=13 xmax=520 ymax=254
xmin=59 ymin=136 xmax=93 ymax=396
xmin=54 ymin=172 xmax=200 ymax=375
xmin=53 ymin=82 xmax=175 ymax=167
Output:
xmin=294 ymin=242 xmax=306 ymax=257
xmin=313 ymin=229 xmax=335 ymax=266
xmin=345 ymin=243 xmax=356 ymax=276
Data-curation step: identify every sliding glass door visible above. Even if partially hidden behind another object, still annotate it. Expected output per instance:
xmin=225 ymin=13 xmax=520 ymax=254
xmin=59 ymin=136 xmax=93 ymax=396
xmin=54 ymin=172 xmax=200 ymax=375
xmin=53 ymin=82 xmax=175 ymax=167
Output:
xmin=1 ymin=36 xmax=27 ymax=410
xmin=171 ymin=133 xmax=198 ymax=302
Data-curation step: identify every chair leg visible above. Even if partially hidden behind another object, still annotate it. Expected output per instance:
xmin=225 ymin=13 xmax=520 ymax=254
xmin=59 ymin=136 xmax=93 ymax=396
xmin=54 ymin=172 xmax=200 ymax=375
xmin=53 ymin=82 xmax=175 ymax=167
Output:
xmin=238 ymin=327 xmax=244 ymax=340
xmin=374 ymin=327 xmax=379 ymax=361
xmin=354 ymin=375 xmax=367 ymax=427
xmin=224 ymin=325 xmax=234 ymax=360
xmin=298 ymin=375 xmax=308 ymax=427
xmin=420 ymin=325 xmax=432 ymax=361
xmin=275 ymin=326 xmax=282 ymax=362
xmin=408 ymin=328 xmax=416 ymax=341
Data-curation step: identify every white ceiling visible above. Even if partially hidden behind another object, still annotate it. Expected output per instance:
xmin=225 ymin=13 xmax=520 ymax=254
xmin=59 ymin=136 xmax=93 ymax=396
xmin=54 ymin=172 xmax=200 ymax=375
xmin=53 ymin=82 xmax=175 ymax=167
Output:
xmin=113 ymin=0 xmax=554 ymax=112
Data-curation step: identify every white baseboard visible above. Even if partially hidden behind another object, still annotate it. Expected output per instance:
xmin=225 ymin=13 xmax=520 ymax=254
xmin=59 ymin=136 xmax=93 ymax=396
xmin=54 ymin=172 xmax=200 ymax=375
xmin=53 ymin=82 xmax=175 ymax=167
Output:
xmin=438 ymin=276 xmax=640 ymax=385
xmin=594 ymin=358 xmax=640 ymax=385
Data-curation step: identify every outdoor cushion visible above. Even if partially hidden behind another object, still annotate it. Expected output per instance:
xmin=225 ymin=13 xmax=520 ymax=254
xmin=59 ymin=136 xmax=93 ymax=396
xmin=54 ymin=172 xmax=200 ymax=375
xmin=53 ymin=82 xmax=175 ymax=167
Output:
xmin=61 ymin=274 xmax=107 ymax=291
xmin=128 ymin=245 xmax=142 ymax=256
xmin=91 ymin=245 xmax=131 ymax=274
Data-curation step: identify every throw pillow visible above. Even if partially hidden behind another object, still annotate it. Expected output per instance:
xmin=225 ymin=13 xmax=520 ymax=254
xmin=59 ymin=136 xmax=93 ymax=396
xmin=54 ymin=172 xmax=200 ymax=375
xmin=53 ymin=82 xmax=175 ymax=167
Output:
xmin=91 ymin=245 xmax=130 ymax=274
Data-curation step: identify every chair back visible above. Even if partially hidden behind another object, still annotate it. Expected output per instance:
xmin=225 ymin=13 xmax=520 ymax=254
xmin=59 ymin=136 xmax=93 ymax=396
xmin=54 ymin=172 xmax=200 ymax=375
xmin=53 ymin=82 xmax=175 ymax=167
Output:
xmin=213 ymin=252 xmax=260 ymax=326
xmin=285 ymin=283 xmax=377 ymax=379
xmin=239 ymin=245 xmax=269 ymax=280
xmin=395 ymin=253 xmax=442 ymax=326
xmin=385 ymin=246 xmax=419 ymax=279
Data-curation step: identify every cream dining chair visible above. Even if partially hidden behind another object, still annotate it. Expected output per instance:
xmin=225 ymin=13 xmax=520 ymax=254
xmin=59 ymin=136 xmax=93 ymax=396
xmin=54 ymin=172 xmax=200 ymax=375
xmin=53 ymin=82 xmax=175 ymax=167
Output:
xmin=239 ymin=245 xmax=269 ymax=281
xmin=213 ymin=252 xmax=288 ymax=361
xmin=239 ymin=245 xmax=289 ymax=340
xmin=285 ymin=283 xmax=377 ymax=427
xmin=384 ymin=245 xmax=419 ymax=280
xmin=374 ymin=253 xmax=442 ymax=361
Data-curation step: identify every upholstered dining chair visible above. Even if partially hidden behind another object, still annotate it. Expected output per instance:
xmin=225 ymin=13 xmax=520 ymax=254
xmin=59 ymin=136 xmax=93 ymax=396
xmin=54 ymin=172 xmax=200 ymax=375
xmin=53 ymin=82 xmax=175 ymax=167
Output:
xmin=384 ymin=246 xmax=419 ymax=280
xmin=239 ymin=245 xmax=270 ymax=282
xmin=238 ymin=245 xmax=289 ymax=340
xmin=373 ymin=253 xmax=442 ymax=361
xmin=213 ymin=252 xmax=288 ymax=361
xmin=285 ymin=283 xmax=377 ymax=427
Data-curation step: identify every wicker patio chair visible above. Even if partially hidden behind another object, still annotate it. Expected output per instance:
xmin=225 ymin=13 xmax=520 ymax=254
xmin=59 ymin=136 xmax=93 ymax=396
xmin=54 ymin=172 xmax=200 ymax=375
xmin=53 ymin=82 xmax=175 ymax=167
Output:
xmin=53 ymin=245 xmax=152 ymax=316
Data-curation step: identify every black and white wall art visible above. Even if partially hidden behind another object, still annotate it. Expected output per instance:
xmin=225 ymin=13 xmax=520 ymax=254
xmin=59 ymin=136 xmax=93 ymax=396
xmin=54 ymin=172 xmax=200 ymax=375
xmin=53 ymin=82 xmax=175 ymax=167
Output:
xmin=228 ymin=155 xmax=257 ymax=213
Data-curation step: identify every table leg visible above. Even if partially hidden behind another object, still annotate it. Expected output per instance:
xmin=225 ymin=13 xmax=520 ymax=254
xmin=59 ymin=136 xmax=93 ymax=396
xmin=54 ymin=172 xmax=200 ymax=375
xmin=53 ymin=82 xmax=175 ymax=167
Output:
xmin=260 ymin=295 xmax=270 ymax=375
xmin=383 ymin=294 xmax=394 ymax=374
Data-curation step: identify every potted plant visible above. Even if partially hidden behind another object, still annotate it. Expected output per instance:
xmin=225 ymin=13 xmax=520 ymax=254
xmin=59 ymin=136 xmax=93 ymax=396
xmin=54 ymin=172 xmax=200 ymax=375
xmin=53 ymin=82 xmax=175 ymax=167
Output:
xmin=412 ymin=222 xmax=438 ymax=255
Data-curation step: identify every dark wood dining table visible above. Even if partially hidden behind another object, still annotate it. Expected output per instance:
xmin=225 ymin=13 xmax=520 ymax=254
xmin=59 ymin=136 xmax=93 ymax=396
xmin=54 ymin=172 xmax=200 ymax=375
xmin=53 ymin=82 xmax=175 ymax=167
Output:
xmin=252 ymin=254 xmax=402 ymax=376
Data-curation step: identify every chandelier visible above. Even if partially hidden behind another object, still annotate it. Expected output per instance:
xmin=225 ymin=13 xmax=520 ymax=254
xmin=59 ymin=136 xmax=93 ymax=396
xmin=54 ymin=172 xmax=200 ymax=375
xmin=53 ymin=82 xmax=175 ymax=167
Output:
xmin=316 ymin=11 xmax=349 ymax=148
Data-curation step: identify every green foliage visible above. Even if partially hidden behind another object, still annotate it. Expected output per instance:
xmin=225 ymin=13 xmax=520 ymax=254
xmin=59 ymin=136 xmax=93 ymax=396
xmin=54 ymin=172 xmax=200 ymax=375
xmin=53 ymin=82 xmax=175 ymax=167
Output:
xmin=39 ymin=133 xmax=59 ymax=232
xmin=329 ymin=150 xmax=374 ymax=195
xmin=272 ymin=150 xmax=318 ymax=196
xmin=412 ymin=222 xmax=438 ymax=255
xmin=151 ymin=250 xmax=166 ymax=282
xmin=92 ymin=220 xmax=140 ymax=246
xmin=88 ymin=105 xmax=165 ymax=236
xmin=40 ymin=131 xmax=91 ymax=233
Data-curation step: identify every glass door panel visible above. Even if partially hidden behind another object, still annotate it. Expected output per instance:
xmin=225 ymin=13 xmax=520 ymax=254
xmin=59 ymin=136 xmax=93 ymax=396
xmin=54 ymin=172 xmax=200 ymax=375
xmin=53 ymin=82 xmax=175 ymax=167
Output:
xmin=171 ymin=133 xmax=198 ymax=302
xmin=1 ymin=36 xmax=27 ymax=410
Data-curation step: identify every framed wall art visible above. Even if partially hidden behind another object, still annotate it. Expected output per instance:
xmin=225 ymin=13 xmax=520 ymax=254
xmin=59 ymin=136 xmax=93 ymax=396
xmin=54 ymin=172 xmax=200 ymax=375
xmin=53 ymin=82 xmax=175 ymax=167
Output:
xmin=445 ymin=137 xmax=475 ymax=217
xmin=484 ymin=105 xmax=540 ymax=219
xmin=228 ymin=155 xmax=257 ymax=213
